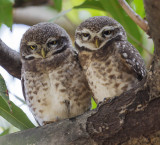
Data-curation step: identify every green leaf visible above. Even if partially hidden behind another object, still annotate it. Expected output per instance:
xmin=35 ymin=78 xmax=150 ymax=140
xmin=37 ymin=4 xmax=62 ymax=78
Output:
xmin=0 ymin=0 xmax=13 ymax=28
xmin=53 ymin=0 xmax=62 ymax=11
xmin=0 ymin=74 xmax=9 ymax=101
xmin=132 ymin=0 xmax=145 ymax=18
xmin=74 ymin=0 xmax=104 ymax=11
xmin=91 ymin=98 xmax=97 ymax=110
xmin=99 ymin=0 xmax=143 ymax=53
xmin=0 ymin=128 xmax=9 ymax=136
xmin=0 ymin=74 xmax=12 ymax=111
xmin=0 ymin=96 xmax=35 ymax=130
xmin=0 ymin=74 xmax=34 ymax=130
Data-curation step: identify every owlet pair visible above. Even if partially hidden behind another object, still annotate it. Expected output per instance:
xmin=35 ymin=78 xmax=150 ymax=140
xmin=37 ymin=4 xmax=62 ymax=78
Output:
xmin=20 ymin=16 xmax=146 ymax=126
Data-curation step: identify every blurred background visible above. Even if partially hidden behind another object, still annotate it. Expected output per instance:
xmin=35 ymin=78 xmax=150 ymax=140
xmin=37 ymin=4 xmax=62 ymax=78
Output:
xmin=0 ymin=0 xmax=153 ymax=135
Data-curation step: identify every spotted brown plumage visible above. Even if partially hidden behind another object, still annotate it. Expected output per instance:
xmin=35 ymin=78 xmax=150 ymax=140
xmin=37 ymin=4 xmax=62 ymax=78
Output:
xmin=20 ymin=22 xmax=91 ymax=126
xmin=75 ymin=16 xmax=146 ymax=104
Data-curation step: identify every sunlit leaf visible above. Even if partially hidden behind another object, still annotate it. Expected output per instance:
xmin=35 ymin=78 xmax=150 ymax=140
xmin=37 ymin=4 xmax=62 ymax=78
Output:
xmin=99 ymin=0 xmax=143 ymax=53
xmin=132 ymin=0 xmax=145 ymax=18
xmin=0 ymin=96 xmax=35 ymax=130
xmin=0 ymin=0 xmax=13 ymax=28
xmin=0 ymin=128 xmax=9 ymax=136
xmin=74 ymin=0 xmax=104 ymax=11
xmin=52 ymin=0 xmax=62 ymax=11
xmin=0 ymin=74 xmax=12 ymax=111
xmin=126 ymin=0 xmax=133 ymax=5
xmin=91 ymin=98 xmax=97 ymax=110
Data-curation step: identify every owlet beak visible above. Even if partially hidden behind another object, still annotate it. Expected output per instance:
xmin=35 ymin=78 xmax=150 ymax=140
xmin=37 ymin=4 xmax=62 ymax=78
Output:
xmin=41 ymin=48 xmax=46 ymax=58
xmin=95 ymin=38 xmax=100 ymax=48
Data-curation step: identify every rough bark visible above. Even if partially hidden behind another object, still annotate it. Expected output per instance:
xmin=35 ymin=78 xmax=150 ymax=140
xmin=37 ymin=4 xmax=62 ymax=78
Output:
xmin=0 ymin=112 xmax=97 ymax=145
xmin=144 ymin=0 xmax=160 ymax=100
xmin=0 ymin=0 xmax=160 ymax=145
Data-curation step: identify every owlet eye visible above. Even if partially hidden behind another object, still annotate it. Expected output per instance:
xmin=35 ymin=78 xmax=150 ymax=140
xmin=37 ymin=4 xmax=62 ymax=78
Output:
xmin=103 ymin=30 xmax=113 ymax=37
xmin=82 ymin=33 xmax=90 ymax=37
xmin=48 ymin=40 xmax=58 ymax=47
xmin=30 ymin=45 xmax=37 ymax=50
xmin=82 ymin=33 xmax=90 ymax=41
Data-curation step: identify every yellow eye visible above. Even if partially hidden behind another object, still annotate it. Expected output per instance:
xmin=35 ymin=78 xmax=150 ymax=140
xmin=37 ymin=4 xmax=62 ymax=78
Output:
xmin=50 ymin=41 xmax=57 ymax=45
xmin=82 ymin=33 xmax=90 ymax=37
xmin=30 ymin=45 xmax=37 ymax=50
xmin=52 ymin=40 xmax=57 ymax=45
xmin=48 ymin=40 xmax=58 ymax=47
xmin=103 ymin=30 xmax=112 ymax=36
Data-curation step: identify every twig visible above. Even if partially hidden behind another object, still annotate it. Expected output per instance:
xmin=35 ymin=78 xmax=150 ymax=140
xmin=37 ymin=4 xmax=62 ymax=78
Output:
xmin=118 ymin=0 xmax=149 ymax=33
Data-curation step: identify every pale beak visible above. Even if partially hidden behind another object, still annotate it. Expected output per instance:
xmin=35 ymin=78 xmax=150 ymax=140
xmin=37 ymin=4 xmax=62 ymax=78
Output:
xmin=41 ymin=48 xmax=46 ymax=58
xmin=95 ymin=38 xmax=100 ymax=48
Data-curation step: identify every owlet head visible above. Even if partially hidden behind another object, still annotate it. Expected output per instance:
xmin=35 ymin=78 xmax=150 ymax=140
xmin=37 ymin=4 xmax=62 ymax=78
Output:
xmin=20 ymin=22 xmax=72 ymax=60
xmin=75 ymin=16 xmax=127 ymax=51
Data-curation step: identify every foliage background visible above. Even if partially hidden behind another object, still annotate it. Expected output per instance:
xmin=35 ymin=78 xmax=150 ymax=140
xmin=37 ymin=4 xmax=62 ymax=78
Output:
xmin=0 ymin=0 xmax=153 ymax=136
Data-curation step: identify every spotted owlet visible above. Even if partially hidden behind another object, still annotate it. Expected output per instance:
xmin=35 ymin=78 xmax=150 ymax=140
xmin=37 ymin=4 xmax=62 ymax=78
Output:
xmin=20 ymin=22 xmax=91 ymax=126
xmin=75 ymin=16 xmax=146 ymax=104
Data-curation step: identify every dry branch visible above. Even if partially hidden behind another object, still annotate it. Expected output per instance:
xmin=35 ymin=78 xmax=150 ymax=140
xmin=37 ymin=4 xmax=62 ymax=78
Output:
xmin=118 ymin=0 xmax=149 ymax=33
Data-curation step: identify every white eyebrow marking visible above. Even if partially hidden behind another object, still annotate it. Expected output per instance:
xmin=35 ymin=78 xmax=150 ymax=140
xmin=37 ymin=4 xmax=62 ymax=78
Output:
xmin=98 ymin=24 xmax=121 ymax=34
xmin=76 ymin=28 xmax=93 ymax=34
xmin=27 ymin=41 xmax=36 ymax=45
xmin=76 ymin=24 xmax=121 ymax=37
xmin=46 ymin=37 xmax=57 ymax=42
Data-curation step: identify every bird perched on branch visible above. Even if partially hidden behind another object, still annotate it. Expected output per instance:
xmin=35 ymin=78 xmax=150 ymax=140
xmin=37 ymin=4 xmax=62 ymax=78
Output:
xmin=20 ymin=22 xmax=91 ymax=126
xmin=75 ymin=16 xmax=146 ymax=104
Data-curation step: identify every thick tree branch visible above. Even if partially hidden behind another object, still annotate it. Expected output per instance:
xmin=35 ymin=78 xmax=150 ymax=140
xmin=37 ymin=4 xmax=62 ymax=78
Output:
xmin=0 ymin=39 xmax=21 ymax=79
xmin=144 ymin=0 xmax=160 ymax=100
xmin=118 ymin=0 xmax=149 ymax=33
xmin=0 ymin=110 xmax=97 ymax=145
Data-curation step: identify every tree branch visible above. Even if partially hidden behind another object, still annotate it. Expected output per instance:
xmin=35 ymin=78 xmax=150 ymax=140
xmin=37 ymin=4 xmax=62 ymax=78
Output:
xmin=0 ymin=110 xmax=97 ymax=145
xmin=144 ymin=0 xmax=160 ymax=100
xmin=0 ymin=39 xmax=21 ymax=79
xmin=118 ymin=0 xmax=149 ymax=33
